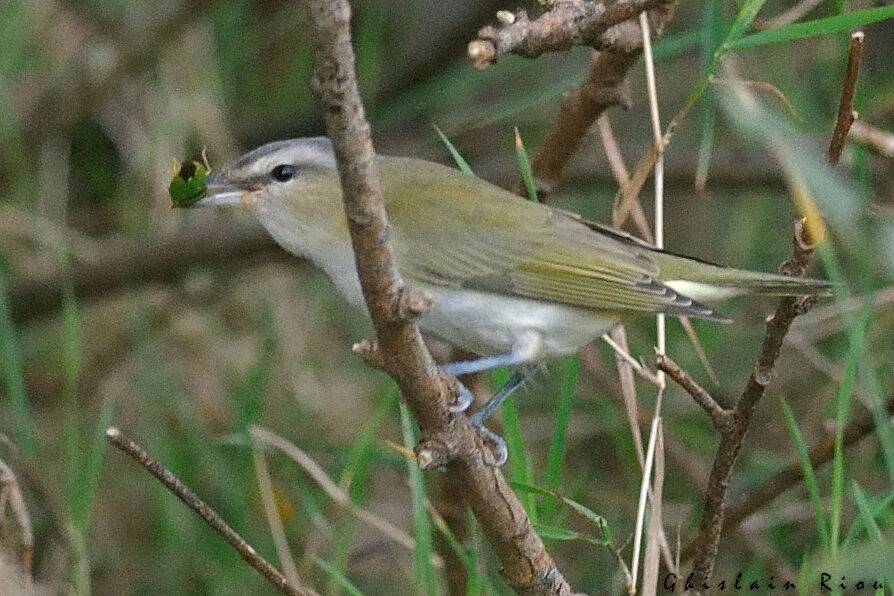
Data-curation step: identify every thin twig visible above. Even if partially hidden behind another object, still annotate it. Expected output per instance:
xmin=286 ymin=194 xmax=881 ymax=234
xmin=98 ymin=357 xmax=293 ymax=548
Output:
xmin=601 ymin=333 xmax=662 ymax=387
xmin=630 ymin=13 xmax=666 ymax=593
xmin=307 ymin=4 xmax=573 ymax=592
xmin=598 ymin=114 xmax=654 ymax=242
xmin=688 ymin=220 xmax=818 ymax=588
xmin=0 ymin=458 xmax=33 ymax=585
xmin=707 ymin=76 xmax=799 ymax=120
xmin=252 ymin=449 xmax=302 ymax=587
xmin=677 ymin=317 xmax=720 ymax=387
xmin=680 ymin=394 xmax=894 ymax=562
xmin=848 ymin=120 xmax=894 ymax=159
xmin=249 ymin=426 xmax=442 ymax=568
xmin=641 ymin=426 xmax=664 ymax=596
xmin=655 ymin=354 xmax=731 ymax=430
xmin=105 ymin=428 xmax=317 ymax=596
xmin=827 ymin=32 xmax=864 ymax=164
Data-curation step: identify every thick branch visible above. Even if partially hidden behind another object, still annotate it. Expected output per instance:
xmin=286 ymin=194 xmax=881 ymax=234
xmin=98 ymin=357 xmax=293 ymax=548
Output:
xmin=105 ymin=428 xmax=316 ymax=596
xmin=468 ymin=0 xmax=672 ymax=69
xmin=689 ymin=220 xmax=818 ymax=587
xmin=306 ymin=2 xmax=574 ymax=594
xmin=6 ymin=219 xmax=284 ymax=324
xmin=526 ymin=4 xmax=676 ymax=198
xmin=0 ymin=458 xmax=33 ymax=585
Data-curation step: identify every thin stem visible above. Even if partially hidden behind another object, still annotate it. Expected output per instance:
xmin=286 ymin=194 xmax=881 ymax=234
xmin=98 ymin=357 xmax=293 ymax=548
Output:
xmin=105 ymin=428 xmax=317 ymax=596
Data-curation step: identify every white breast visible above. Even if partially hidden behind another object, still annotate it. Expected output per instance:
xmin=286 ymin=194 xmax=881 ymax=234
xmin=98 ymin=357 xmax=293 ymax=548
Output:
xmin=416 ymin=284 xmax=618 ymax=360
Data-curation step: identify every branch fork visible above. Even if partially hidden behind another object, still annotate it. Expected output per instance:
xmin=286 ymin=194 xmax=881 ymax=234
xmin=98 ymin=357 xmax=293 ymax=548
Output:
xmin=468 ymin=0 xmax=674 ymax=69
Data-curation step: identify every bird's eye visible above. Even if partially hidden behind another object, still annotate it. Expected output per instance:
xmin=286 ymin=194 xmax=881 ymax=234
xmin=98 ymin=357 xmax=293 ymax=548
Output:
xmin=270 ymin=164 xmax=298 ymax=182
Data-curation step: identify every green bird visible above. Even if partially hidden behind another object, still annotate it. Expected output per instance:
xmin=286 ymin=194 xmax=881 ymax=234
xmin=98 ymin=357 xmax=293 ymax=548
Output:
xmin=184 ymin=137 xmax=830 ymax=462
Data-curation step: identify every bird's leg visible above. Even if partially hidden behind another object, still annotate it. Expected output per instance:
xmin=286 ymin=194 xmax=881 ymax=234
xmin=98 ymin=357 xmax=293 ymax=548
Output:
xmin=470 ymin=370 xmax=532 ymax=466
xmin=441 ymin=359 xmax=534 ymax=466
xmin=468 ymin=370 xmax=529 ymax=426
xmin=441 ymin=353 xmax=528 ymax=377
xmin=441 ymin=353 xmax=527 ymax=418
xmin=442 ymin=337 xmax=541 ymax=465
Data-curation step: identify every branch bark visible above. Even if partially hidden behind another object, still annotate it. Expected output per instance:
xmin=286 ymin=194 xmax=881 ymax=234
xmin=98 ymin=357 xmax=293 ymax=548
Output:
xmin=0 ymin=457 xmax=33 ymax=585
xmin=105 ymin=428 xmax=317 ymax=596
xmin=688 ymin=220 xmax=819 ymax=590
xmin=827 ymin=32 xmax=864 ymax=165
xmin=6 ymin=218 xmax=284 ymax=324
xmin=656 ymin=354 xmax=731 ymax=431
xmin=468 ymin=0 xmax=673 ymax=69
xmin=307 ymin=2 xmax=575 ymax=594
xmin=678 ymin=393 xmax=894 ymax=561
xmin=515 ymin=2 xmax=676 ymax=198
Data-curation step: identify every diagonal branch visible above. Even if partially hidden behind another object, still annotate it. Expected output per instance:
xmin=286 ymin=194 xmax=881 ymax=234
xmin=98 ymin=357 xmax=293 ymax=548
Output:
xmin=688 ymin=220 xmax=819 ymax=589
xmin=679 ymin=393 xmax=894 ymax=561
xmin=105 ymin=428 xmax=317 ymax=596
xmin=521 ymin=2 xmax=677 ymax=199
xmin=656 ymin=354 xmax=731 ymax=431
xmin=306 ymin=2 xmax=575 ymax=594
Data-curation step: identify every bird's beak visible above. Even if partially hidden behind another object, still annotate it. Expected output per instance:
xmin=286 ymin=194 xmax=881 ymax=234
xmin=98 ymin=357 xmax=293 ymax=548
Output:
xmin=192 ymin=171 xmax=245 ymax=207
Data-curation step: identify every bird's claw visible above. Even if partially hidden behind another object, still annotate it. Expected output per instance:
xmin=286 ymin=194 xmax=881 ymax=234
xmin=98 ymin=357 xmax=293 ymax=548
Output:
xmin=448 ymin=381 xmax=474 ymax=413
xmin=472 ymin=423 xmax=508 ymax=467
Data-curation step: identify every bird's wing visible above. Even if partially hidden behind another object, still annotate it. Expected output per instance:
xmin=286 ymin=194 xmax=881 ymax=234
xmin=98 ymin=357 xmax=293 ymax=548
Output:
xmin=383 ymin=158 xmax=725 ymax=320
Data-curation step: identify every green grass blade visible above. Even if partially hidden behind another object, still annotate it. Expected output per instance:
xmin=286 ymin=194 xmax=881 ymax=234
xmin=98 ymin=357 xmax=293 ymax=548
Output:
xmin=77 ymin=393 xmax=116 ymax=532
xmin=61 ymin=278 xmax=84 ymax=526
xmin=816 ymin=241 xmax=894 ymax=485
xmin=652 ymin=30 xmax=701 ymax=60
xmin=851 ymin=483 xmax=884 ymax=543
xmin=780 ymin=397 xmax=830 ymax=550
xmin=541 ymin=356 xmax=578 ymax=523
xmin=428 ymin=503 xmax=493 ymax=595
xmin=727 ymin=6 xmax=894 ymax=51
xmin=695 ymin=0 xmax=723 ymax=189
xmin=721 ymin=0 xmax=770 ymax=51
xmin=495 ymin=368 xmax=537 ymax=522
xmin=830 ymin=300 xmax=869 ymax=552
xmin=338 ymin=385 xmax=398 ymax=491
xmin=531 ymin=523 xmax=609 ymax=547
xmin=514 ymin=127 xmax=538 ymax=202
xmin=314 ymin=556 xmax=365 ymax=596
xmin=433 ymin=125 xmax=474 ymax=176
xmin=399 ymin=402 xmax=437 ymax=595
xmin=678 ymin=0 xmax=768 ymax=134
xmin=0 ymin=269 xmax=35 ymax=455
xmin=509 ymin=480 xmax=611 ymax=540
xmin=842 ymin=491 xmax=894 ymax=548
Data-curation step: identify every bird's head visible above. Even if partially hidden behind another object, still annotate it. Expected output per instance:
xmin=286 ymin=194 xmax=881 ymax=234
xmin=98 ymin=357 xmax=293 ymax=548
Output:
xmin=193 ymin=137 xmax=349 ymax=252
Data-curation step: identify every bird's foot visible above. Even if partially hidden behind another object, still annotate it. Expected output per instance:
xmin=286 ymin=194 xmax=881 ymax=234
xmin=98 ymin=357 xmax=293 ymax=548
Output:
xmin=471 ymin=423 xmax=508 ymax=467
xmin=448 ymin=380 xmax=474 ymax=413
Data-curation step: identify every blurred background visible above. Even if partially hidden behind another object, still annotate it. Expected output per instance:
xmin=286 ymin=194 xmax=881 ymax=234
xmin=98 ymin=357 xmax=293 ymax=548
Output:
xmin=1 ymin=0 xmax=893 ymax=594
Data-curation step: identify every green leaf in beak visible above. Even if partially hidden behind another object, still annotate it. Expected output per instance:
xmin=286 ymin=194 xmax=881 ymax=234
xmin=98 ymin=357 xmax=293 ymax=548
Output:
xmin=169 ymin=158 xmax=209 ymax=207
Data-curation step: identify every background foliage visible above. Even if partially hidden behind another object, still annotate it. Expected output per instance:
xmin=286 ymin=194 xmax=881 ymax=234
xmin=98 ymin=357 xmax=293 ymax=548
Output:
xmin=1 ymin=0 xmax=893 ymax=594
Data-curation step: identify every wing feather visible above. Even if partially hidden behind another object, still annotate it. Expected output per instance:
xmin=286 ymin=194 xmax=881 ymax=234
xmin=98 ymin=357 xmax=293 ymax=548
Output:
xmin=382 ymin=157 xmax=728 ymax=321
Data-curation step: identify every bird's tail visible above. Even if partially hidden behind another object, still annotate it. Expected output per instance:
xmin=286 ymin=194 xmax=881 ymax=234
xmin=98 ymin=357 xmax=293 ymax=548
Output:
xmin=698 ymin=269 xmax=833 ymax=296
xmin=653 ymin=251 xmax=833 ymax=301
